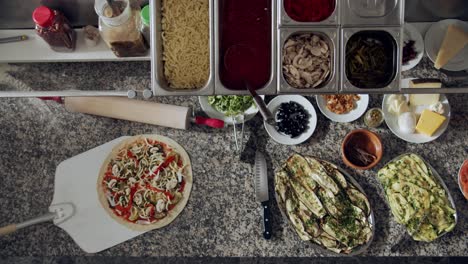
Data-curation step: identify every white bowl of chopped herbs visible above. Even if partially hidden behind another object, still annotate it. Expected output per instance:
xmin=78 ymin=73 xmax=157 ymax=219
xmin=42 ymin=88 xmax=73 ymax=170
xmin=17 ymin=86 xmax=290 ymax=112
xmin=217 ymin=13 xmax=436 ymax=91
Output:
xmin=199 ymin=95 xmax=262 ymax=125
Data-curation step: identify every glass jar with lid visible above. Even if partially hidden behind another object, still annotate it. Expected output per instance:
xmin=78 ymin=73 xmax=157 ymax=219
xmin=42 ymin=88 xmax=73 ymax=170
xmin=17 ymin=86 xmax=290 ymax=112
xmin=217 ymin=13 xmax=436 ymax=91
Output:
xmin=32 ymin=6 xmax=76 ymax=52
xmin=94 ymin=0 xmax=148 ymax=57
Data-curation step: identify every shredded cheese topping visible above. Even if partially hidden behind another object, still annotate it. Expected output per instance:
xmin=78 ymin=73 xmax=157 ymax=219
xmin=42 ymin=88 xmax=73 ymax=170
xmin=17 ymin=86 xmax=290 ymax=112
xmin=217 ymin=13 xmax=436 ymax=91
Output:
xmin=102 ymin=138 xmax=187 ymax=224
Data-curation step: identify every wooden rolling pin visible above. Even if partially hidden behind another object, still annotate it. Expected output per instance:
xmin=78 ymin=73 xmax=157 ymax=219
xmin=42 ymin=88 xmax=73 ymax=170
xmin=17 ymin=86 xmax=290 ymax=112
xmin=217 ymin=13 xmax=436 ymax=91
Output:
xmin=40 ymin=97 xmax=224 ymax=130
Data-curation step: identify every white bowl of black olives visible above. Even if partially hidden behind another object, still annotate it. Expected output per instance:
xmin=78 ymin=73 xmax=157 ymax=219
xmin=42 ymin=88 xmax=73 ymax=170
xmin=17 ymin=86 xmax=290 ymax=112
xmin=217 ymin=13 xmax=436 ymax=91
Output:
xmin=264 ymin=95 xmax=317 ymax=145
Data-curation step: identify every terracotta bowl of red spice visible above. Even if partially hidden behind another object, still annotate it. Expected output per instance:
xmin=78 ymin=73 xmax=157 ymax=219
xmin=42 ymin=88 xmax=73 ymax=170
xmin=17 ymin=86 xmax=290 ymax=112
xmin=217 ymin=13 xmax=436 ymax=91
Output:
xmin=341 ymin=129 xmax=383 ymax=170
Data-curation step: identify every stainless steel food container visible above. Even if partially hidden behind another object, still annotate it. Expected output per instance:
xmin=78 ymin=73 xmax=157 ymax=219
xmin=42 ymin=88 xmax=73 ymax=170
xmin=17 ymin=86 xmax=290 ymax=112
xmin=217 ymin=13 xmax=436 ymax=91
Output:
xmin=278 ymin=28 xmax=339 ymax=94
xmin=341 ymin=0 xmax=404 ymax=26
xmin=214 ymin=0 xmax=277 ymax=95
xmin=340 ymin=27 xmax=402 ymax=93
xmin=278 ymin=0 xmax=339 ymax=26
xmin=150 ymin=0 xmax=215 ymax=96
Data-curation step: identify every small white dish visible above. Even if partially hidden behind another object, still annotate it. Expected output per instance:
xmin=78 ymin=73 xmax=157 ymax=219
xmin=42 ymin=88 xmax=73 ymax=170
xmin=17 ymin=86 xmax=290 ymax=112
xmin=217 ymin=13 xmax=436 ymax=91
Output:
xmin=382 ymin=94 xmax=451 ymax=144
xmin=425 ymin=19 xmax=468 ymax=71
xmin=402 ymin=23 xmax=424 ymax=72
xmin=316 ymin=94 xmax=369 ymax=123
xmin=264 ymin=95 xmax=317 ymax=146
xmin=198 ymin=96 xmax=262 ymax=125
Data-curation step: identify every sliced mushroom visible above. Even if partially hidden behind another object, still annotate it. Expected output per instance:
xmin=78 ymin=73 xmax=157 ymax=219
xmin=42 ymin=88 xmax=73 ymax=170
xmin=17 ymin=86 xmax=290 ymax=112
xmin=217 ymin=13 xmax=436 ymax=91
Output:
xmin=134 ymin=192 xmax=143 ymax=206
xmin=156 ymin=199 xmax=166 ymax=213
xmin=166 ymin=177 xmax=178 ymax=190
xmin=319 ymin=40 xmax=329 ymax=53
xmin=293 ymin=55 xmax=313 ymax=70
xmin=282 ymin=33 xmax=331 ymax=89
xmin=313 ymin=79 xmax=324 ymax=88
xmin=312 ymin=35 xmax=320 ymax=43
xmin=284 ymin=39 xmax=296 ymax=49
xmin=107 ymin=179 xmax=117 ymax=189
xmin=112 ymin=164 xmax=119 ymax=176
xmin=288 ymin=65 xmax=300 ymax=79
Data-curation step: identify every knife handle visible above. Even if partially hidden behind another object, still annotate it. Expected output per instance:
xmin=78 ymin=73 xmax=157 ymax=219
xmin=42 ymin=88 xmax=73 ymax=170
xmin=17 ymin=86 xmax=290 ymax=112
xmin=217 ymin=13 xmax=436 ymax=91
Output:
xmin=261 ymin=201 xmax=272 ymax=239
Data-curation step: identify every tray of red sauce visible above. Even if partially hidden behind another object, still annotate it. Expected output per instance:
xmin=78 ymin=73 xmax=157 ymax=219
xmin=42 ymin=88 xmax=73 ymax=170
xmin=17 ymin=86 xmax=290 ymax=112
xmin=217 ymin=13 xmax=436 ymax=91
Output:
xmin=280 ymin=0 xmax=339 ymax=25
xmin=459 ymin=160 xmax=468 ymax=200
xmin=215 ymin=0 xmax=277 ymax=95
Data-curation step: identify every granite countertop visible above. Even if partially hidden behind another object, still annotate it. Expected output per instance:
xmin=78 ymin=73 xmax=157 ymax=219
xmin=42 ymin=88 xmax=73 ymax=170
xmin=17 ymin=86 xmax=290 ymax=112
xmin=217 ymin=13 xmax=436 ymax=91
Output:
xmin=0 ymin=62 xmax=467 ymax=258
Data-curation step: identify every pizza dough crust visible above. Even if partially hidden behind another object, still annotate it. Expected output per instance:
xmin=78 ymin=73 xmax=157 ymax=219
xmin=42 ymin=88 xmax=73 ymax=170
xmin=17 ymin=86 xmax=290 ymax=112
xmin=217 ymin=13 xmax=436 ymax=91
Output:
xmin=97 ymin=134 xmax=192 ymax=232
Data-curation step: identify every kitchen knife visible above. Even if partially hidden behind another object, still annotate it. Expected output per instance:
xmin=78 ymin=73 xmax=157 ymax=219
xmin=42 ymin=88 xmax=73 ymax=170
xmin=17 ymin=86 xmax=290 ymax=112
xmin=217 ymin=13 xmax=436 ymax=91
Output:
xmin=254 ymin=151 xmax=272 ymax=239
xmin=39 ymin=96 xmax=225 ymax=130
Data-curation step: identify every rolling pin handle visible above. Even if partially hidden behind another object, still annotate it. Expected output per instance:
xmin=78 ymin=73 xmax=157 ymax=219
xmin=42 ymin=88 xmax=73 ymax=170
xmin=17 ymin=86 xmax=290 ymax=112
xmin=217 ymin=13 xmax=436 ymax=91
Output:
xmin=38 ymin=97 xmax=63 ymax=104
xmin=194 ymin=116 xmax=225 ymax=129
xmin=0 ymin=224 xmax=17 ymax=236
xmin=127 ymin=90 xmax=137 ymax=99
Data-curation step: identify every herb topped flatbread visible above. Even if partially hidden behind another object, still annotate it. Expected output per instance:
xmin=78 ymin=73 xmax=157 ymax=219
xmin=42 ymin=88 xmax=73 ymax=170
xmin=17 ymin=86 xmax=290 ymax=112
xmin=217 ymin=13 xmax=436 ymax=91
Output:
xmin=97 ymin=135 xmax=192 ymax=231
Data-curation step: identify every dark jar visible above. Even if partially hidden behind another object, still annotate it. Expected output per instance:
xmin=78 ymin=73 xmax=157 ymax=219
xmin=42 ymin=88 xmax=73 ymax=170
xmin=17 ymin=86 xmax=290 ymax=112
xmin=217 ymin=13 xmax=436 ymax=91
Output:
xmin=32 ymin=6 xmax=76 ymax=52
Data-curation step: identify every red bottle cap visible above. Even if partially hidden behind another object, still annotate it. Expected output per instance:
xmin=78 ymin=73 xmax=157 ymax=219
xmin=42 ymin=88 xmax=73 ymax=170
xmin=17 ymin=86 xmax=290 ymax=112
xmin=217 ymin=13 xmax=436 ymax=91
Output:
xmin=32 ymin=6 xmax=55 ymax=27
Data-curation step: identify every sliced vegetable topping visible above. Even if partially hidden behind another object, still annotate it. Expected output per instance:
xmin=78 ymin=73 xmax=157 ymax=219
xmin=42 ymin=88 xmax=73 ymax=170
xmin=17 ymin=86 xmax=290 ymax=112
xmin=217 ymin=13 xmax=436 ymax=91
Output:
xmin=275 ymin=154 xmax=373 ymax=254
xmin=377 ymin=154 xmax=456 ymax=242
xmin=101 ymin=137 xmax=187 ymax=224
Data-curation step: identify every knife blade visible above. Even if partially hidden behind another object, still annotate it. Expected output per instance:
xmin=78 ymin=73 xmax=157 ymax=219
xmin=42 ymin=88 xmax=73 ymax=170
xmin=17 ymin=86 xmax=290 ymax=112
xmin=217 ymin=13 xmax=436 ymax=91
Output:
xmin=254 ymin=151 xmax=272 ymax=239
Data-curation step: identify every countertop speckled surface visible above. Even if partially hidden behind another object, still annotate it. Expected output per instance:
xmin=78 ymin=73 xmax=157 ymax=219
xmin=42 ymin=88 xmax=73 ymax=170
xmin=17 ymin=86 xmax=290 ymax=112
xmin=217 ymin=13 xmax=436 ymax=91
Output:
xmin=0 ymin=62 xmax=467 ymax=258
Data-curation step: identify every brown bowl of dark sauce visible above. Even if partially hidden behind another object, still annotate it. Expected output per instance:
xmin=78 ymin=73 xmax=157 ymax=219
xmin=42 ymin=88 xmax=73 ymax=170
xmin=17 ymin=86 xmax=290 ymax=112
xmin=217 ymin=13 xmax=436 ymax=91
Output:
xmin=341 ymin=129 xmax=383 ymax=170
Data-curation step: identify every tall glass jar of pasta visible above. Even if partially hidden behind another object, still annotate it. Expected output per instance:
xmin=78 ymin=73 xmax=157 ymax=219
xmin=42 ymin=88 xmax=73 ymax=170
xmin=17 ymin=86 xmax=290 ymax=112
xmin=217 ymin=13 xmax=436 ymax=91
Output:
xmin=94 ymin=0 xmax=148 ymax=57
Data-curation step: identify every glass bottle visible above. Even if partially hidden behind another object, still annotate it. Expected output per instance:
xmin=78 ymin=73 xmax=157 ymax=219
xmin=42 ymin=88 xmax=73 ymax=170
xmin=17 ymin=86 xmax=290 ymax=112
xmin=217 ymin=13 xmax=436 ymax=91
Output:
xmin=94 ymin=0 xmax=148 ymax=57
xmin=140 ymin=5 xmax=150 ymax=47
xmin=32 ymin=6 xmax=76 ymax=52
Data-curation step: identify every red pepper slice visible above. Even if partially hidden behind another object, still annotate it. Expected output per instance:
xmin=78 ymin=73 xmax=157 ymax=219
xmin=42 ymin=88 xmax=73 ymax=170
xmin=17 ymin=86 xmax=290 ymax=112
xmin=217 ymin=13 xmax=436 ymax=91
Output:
xmin=105 ymin=169 xmax=126 ymax=181
xmin=127 ymin=150 xmax=139 ymax=167
xmin=148 ymin=204 xmax=155 ymax=218
xmin=179 ymin=179 xmax=186 ymax=192
xmin=147 ymin=155 xmax=176 ymax=181
xmin=113 ymin=183 xmax=139 ymax=219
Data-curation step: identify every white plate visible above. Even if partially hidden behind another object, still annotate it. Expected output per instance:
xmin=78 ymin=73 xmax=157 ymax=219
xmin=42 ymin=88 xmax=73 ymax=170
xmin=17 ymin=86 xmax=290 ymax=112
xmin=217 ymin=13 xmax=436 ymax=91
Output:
xmin=382 ymin=94 xmax=451 ymax=144
xmin=198 ymin=96 xmax=262 ymax=125
xmin=402 ymin=23 xmax=424 ymax=72
xmin=264 ymin=95 xmax=317 ymax=146
xmin=425 ymin=19 xmax=468 ymax=71
xmin=316 ymin=94 xmax=369 ymax=123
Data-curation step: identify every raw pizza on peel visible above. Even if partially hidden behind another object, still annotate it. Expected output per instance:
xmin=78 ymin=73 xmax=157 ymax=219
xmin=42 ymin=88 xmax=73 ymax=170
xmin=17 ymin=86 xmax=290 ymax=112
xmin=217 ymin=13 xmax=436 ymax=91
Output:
xmin=97 ymin=135 xmax=192 ymax=231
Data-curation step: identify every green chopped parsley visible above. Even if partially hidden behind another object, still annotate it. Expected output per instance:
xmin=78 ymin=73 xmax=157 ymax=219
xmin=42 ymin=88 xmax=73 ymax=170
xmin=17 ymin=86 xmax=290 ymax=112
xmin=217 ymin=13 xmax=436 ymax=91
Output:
xmin=208 ymin=95 xmax=255 ymax=117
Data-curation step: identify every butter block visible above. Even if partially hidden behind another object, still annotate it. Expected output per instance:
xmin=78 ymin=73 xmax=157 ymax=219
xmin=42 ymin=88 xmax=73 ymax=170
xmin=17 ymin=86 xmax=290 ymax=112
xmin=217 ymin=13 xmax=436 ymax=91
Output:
xmin=415 ymin=109 xmax=446 ymax=136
